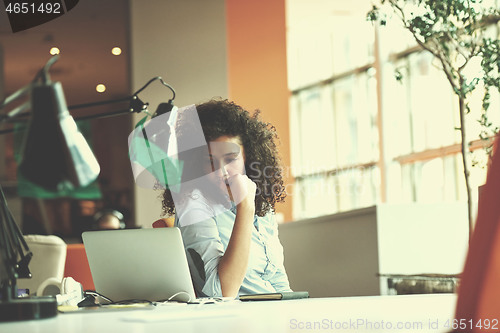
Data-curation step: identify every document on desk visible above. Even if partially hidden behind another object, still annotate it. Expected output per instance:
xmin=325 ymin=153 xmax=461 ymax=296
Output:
xmin=239 ymin=291 xmax=309 ymax=301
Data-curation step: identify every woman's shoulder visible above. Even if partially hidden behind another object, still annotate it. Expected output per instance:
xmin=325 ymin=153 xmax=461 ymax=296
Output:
xmin=175 ymin=189 xmax=227 ymax=226
xmin=175 ymin=188 xmax=212 ymax=212
xmin=256 ymin=211 xmax=278 ymax=225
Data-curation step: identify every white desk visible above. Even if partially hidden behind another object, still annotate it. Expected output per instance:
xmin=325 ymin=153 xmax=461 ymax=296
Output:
xmin=2 ymin=294 xmax=457 ymax=333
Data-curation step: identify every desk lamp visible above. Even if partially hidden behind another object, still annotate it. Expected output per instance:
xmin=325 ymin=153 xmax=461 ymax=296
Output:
xmin=0 ymin=55 xmax=176 ymax=321
xmin=18 ymin=56 xmax=100 ymax=191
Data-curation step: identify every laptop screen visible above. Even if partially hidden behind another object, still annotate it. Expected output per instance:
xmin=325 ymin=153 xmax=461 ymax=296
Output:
xmin=82 ymin=228 xmax=196 ymax=303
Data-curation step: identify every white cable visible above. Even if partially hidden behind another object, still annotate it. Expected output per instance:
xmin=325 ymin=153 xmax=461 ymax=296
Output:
xmin=165 ymin=291 xmax=192 ymax=303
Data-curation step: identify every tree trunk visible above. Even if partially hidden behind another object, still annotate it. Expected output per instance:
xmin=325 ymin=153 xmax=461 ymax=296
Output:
xmin=458 ymin=77 xmax=473 ymax=243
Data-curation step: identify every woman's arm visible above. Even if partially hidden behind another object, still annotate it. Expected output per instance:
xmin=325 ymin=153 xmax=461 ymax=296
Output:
xmin=217 ymin=174 xmax=256 ymax=298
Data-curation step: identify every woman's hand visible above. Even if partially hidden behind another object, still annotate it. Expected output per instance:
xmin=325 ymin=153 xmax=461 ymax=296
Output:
xmin=226 ymin=174 xmax=256 ymax=211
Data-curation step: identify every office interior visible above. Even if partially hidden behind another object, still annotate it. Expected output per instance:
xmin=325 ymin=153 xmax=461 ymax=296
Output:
xmin=0 ymin=0 xmax=499 ymax=300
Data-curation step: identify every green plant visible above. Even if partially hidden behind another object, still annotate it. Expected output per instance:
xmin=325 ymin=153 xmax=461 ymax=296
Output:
xmin=368 ymin=0 xmax=500 ymax=241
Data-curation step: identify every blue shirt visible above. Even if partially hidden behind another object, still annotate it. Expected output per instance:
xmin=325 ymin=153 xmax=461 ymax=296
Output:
xmin=174 ymin=190 xmax=292 ymax=297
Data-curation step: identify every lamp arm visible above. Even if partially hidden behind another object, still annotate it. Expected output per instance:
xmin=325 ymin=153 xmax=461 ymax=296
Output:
xmin=0 ymin=183 xmax=31 ymax=270
xmin=1 ymin=57 xmax=176 ymax=129
xmin=74 ymin=107 xmax=143 ymax=122
xmin=65 ymin=76 xmax=175 ymax=114
xmin=68 ymin=95 xmax=138 ymax=111
xmin=67 ymin=76 xmax=177 ymax=112
xmin=0 ymin=106 xmax=145 ymax=135
xmin=0 ymin=93 xmax=150 ymax=133
xmin=0 ymin=85 xmax=32 ymax=118
xmin=0 ymin=183 xmax=32 ymax=300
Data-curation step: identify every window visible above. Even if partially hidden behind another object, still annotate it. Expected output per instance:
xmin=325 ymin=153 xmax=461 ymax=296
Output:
xmin=286 ymin=0 xmax=500 ymax=220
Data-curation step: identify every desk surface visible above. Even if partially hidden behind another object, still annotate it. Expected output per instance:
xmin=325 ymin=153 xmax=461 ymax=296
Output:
xmin=2 ymin=294 xmax=457 ymax=333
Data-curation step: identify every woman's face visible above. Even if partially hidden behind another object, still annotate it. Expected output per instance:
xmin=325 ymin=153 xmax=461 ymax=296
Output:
xmin=204 ymin=135 xmax=246 ymax=194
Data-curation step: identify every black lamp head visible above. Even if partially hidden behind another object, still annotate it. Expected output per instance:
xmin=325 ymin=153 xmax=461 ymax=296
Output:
xmin=18 ymin=81 xmax=100 ymax=191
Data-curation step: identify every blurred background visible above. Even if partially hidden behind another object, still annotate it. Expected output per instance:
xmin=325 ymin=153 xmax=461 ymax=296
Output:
xmin=0 ymin=0 xmax=498 ymax=247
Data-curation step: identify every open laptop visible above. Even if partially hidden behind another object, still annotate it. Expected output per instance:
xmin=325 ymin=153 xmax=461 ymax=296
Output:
xmin=82 ymin=228 xmax=196 ymax=303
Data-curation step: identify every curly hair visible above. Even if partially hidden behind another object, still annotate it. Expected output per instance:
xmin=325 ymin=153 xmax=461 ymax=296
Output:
xmin=161 ymin=99 xmax=286 ymax=217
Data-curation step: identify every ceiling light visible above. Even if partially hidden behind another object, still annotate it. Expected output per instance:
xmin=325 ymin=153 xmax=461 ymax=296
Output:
xmin=96 ymin=84 xmax=106 ymax=93
xmin=111 ymin=47 xmax=122 ymax=56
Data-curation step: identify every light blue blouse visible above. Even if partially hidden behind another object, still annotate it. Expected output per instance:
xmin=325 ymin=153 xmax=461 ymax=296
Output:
xmin=174 ymin=190 xmax=292 ymax=297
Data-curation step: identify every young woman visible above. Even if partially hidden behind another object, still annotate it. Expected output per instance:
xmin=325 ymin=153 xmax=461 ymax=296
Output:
xmin=161 ymin=99 xmax=291 ymax=298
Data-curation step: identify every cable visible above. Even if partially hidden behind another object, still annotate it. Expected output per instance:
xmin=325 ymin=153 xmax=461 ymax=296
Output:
xmin=41 ymin=55 xmax=59 ymax=83
xmin=30 ymin=54 xmax=59 ymax=84
xmin=109 ymin=299 xmax=154 ymax=306
xmin=166 ymin=291 xmax=192 ymax=303
xmin=80 ymin=290 xmax=232 ymax=307
xmin=133 ymin=76 xmax=176 ymax=101
xmin=81 ymin=290 xmax=188 ymax=306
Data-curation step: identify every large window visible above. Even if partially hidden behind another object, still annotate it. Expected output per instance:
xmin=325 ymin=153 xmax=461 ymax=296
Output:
xmin=286 ymin=0 xmax=500 ymax=220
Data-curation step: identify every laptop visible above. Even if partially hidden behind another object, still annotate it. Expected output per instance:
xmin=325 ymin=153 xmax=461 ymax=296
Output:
xmin=82 ymin=228 xmax=196 ymax=303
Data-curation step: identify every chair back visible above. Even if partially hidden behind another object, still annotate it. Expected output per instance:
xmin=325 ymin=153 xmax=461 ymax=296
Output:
xmin=64 ymin=243 xmax=95 ymax=290
xmin=17 ymin=234 xmax=67 ymax=295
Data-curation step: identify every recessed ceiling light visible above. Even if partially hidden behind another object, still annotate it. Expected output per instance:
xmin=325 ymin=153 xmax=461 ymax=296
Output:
xmin=96 ymin=84 xmax=106 ymax=93
xmin=49 ymin=47 xmax=60 ymax=55
xmin=111 ymin=47 xmax=122 ymax=56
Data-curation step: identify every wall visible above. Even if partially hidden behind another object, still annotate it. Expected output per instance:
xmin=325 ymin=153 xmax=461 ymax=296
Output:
xmin=278 ymin=207 xmax=381 ymax=297
xmin=226 ymin=0 xmax=292 ymax=222
xmin=129 ymin=0 xmax=229 ymax=227
xmin=278 ymin=203 xmax=469 ymax=297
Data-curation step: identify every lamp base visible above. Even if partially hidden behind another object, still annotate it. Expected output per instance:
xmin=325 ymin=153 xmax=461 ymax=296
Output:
xmin=0 ymin=296 xmax=58 ymax=322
